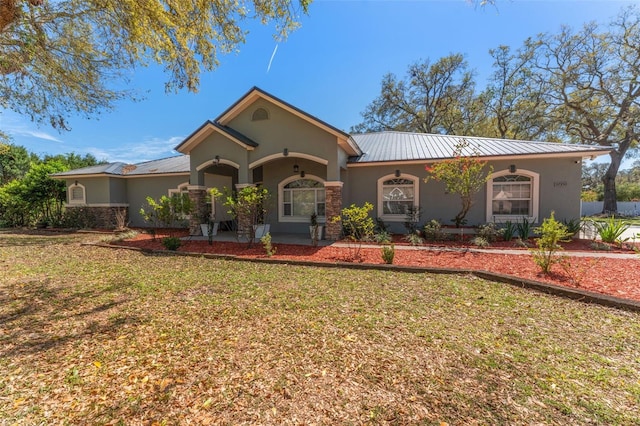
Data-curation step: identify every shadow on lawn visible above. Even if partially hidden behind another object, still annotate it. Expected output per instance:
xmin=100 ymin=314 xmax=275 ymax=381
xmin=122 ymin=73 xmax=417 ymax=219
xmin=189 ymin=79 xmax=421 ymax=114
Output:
xmin=0 ymin=276 xmax=142 ymax=358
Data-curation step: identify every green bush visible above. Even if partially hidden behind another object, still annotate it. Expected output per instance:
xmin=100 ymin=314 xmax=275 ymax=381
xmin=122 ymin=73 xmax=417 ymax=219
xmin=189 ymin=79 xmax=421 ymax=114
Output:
xmin=532 ymin=212 xmax=571 ymax=274
xmin=592 ymin=216 xmax=630 ymax=244
xmin=423 ymin=219 xmax=445 ymax=241
xmin=516 ymin=217 xmax=534 ymax=240
xmin=260 ymin=232 xmax=276 ymax=257
xmin=471 ymin=236 xmax=490 ymax=248
xmin=381 ymin=244 xmax=395 ymax=264
xmin=477 ymin=222 xmax=502 ymax=243
xmin=502 ymin=220 xmax=516 ymax=241
xmin=162 ymin=236 xmax=182 ymax=251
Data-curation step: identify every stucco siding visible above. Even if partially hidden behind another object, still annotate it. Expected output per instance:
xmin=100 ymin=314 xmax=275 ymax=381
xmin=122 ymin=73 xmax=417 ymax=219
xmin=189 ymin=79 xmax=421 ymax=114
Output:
xmin=229 ymin=99 xmax=343 ymax=180
xmin=126 ymin=176 xmax=189 ymax=227
xmin=108 ymin=178 xmax=128 ymax=204
xmin=346 ymin=156 xmax=583 ymax=233
xmin=65 ymin=177 xmax=110 ymax=204
xmin=189 ymin=132 xmax=249 ymax=185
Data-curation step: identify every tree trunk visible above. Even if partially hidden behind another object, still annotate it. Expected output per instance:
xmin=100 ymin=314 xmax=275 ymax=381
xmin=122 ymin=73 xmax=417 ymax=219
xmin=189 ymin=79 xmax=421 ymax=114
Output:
xmin=602 ymin=151 xmax=623 ymax=214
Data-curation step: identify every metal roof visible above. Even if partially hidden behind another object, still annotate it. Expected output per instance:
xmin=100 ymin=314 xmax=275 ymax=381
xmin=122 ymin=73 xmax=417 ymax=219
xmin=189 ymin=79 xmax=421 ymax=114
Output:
xmin=349 ymin=131 xmax=611 ymax=163
xmin=51 ymin=155 xmax=190 ymax=177
xmin=51 ymin=162 xmax=127 ymax=177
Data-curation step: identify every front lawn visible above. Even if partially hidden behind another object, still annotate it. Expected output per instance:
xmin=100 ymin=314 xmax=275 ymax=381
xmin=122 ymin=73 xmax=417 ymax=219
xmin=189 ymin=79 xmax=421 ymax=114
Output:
xmin=1 ymin=231 xmax=639 ymax=424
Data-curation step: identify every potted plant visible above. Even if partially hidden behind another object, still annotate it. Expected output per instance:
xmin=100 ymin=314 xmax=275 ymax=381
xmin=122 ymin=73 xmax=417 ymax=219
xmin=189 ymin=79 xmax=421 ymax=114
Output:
xmin=310 ymin=212 xmax=323 ymax=245
xmin=200 ymin=188 xmax=221 ymax=242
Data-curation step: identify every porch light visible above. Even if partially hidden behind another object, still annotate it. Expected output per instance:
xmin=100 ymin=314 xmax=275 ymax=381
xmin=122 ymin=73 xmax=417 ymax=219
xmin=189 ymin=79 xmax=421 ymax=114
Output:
xmin=395 ymin=169 xmax=401 ymax=178
xmin=74 ymin=180 xmax=78 ymax=186
xmin=214 ymin=155 xmax=220 ymax=165
xmin=293 ymin=164 xmax=299 ymax=173
xmin=300 ymin=171 xmax=305 ymax=178
xmin=283 ymin=148 xmax=289 ymax=157
xmin=509 ymin=164 xmax=516 ymax=173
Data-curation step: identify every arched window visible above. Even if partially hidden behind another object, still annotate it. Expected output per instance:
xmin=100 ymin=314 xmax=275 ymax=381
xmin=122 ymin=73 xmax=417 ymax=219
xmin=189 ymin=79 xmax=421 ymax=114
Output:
xmin=487 ymin=169 xmax=539 ymax=222
xmin=252 ymin=108 xmax=269 ymax=121
xmin=279 ymin=176 xmax=325 ymax=222
xmin=377 ymin=174 xmax=419 ymax=221
xmin=68 ymin=182 xmax=86 ymax=205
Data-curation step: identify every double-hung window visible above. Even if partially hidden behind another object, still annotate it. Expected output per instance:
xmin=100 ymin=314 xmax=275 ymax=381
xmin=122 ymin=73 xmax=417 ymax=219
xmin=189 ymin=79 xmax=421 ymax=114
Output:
xmin=487 ymin=170 xmax=539 ymax=222
xmin=377 ymin=174 xmax=419 ymax=221
xmin=280 ymin=177 xmax=325 ymax=221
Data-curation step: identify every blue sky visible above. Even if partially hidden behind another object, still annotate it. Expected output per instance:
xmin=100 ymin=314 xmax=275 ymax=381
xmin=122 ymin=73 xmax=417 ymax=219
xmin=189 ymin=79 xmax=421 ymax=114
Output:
xmin=1 ymin=0 xmax=634 ymax=165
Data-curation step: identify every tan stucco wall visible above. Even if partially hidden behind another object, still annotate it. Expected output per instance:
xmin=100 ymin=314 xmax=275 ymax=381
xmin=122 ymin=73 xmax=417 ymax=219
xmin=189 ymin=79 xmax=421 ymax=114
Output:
xmin=346 ymin=156 xmax=583 ymax=233
xmin=126 ymin=175 xmax=190 ymax=227
xmin=228 ymin=99 xmax=344 ymax=181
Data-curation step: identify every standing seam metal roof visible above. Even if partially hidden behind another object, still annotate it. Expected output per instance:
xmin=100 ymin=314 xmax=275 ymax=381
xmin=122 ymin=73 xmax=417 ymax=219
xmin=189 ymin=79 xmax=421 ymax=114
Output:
xmin=349 ymin=131 xmax=610 ymax=163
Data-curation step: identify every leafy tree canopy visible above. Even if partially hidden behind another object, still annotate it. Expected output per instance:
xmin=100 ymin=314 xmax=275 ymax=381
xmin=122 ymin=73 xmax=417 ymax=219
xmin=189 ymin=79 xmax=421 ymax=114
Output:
xmin=0 ymin=0 xmax=309 ymax=130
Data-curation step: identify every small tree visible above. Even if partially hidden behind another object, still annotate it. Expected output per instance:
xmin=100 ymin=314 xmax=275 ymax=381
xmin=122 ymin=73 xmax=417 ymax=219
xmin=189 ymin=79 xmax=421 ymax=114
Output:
xmin=424 ymin=139 xmax=493 ymax=227
xmin=333 ymin=202 xmax=375 ymax=261
xmin=532 ymin=212 xmax=572 ymax=274
xmin=139 ymin=193 xmax=194 ymax=237
xmin=220 ymin=186 xmax=270 ymax=247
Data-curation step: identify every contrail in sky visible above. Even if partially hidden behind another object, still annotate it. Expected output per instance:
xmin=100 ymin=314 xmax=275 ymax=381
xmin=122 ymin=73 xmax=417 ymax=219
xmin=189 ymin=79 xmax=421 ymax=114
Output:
xmin=267 ymin=44 xmax=278 ymax=73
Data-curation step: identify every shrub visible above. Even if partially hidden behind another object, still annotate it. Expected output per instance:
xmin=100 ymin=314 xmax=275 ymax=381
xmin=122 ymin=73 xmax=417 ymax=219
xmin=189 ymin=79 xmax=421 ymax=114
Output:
xmin=260 ymin=232 xmax=276 ymax=257
xmin=516 ymin=217 xmax=534 ymax=240
xmin=404 ymin=232 xmax=424 ymax=246
xmin=502 ymin=220 xmax=516 ymax=241
xmin=532 ymin=212 xmax=571 ymax=274
xmin=591 ymin=216 xmax=630 ymax=244
xmin=381 ymin=244 xmax=395 ymax=264
xmin=333 ymin=202 xmax=375 ymax=261
xmin=423 ymin=219 xmax=445 ymax=241
xmin=162 ymin=236 xmax=182 ymax=251
xmin=471 ymin=236 xmax=490 ymax=248
xmin=374 ymin=231 xmax=392 ymax=244
xmin=477 ymin=222 xmax=502 ymax=243
xmin=562 ymin=218 xmax=582 ymax=237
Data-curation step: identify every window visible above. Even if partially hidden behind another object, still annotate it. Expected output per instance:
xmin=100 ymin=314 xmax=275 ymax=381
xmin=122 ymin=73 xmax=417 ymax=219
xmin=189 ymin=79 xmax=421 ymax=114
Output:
xmin=252 ymin=108 xmax=269 ymax=121
xmin=377 ymin=174 xmax=419 ymax=221
xmin=279 ymin=176 xmax=325 ymax=222
xmin=168 ymin=183 xmax=191 ymax=219
xmin=487 ymin=169 xmax=539 ymax=222
xmin=68 ymin=183 xmax=86 ymax=205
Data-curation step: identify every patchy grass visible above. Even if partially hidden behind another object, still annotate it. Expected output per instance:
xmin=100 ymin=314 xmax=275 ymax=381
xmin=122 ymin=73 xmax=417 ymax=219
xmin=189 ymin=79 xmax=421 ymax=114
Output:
xmin=1 ymin=231 xmax=639 ymax=424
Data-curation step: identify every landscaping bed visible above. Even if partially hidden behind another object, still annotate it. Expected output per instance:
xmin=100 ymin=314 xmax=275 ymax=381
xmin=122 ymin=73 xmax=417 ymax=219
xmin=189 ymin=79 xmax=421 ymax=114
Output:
xmin=116 ymin=232 xmax=640 ymax=303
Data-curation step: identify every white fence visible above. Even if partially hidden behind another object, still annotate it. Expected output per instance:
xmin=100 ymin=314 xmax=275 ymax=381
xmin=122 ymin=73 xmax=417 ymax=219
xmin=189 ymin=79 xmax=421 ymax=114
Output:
xmin=581 ymin=201 xmax=640 ymax=217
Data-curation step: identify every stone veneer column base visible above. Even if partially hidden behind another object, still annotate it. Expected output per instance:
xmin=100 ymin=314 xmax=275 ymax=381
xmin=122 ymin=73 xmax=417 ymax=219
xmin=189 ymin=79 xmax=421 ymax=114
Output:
xmin=324 ymin=181 xmax=344 ymax=241
xmin=188 ymin=187 xmax=207 ymax=236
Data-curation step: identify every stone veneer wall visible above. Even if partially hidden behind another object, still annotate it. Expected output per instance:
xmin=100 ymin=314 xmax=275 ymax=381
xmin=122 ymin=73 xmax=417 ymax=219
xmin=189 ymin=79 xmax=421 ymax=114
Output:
xmin=188 ymin=188 xmax=207 ymax=235
xmin=324 ymin=183 xmax=343 ymax=240
xmin=66 ymin=206 xmax=128 ymax=229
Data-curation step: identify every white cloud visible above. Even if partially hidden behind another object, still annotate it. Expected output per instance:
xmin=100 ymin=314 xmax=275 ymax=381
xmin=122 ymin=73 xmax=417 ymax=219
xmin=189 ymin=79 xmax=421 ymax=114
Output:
xmin=0 ymin=111 xmax=63 ymax=142
xmin=85 ymin=136 xmax=184 ymax=163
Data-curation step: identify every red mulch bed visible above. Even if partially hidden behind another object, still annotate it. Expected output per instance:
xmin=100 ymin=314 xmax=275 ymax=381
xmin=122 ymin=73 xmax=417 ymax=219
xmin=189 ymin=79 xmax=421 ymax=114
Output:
xmin=116 ymin=232 xmax=640 ymax=303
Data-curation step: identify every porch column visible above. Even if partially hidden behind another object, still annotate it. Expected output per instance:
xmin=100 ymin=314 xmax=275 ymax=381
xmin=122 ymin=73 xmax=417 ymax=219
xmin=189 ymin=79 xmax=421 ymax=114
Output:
xmin=188 ymin=186 xmax=207 ymax=236
xmin=324 ymin=181 xmax=344 ymax=241
xmin=234 ymin=183 xmax=255 ymax=239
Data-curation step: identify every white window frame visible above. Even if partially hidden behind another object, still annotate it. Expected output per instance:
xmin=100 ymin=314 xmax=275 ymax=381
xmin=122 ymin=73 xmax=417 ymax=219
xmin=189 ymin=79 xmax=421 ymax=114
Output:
xmin=168 ymin=182 xmax=191 ymax=219
xmin=377 ymin=173 xmax=420 ymax=222
xmin=68 ymin=182 xmax=86 ymax=205
xmin=278 ymin=174 xmax=326 ymax=223
xmin=486 ymin=169 xmax=539 ymax=223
